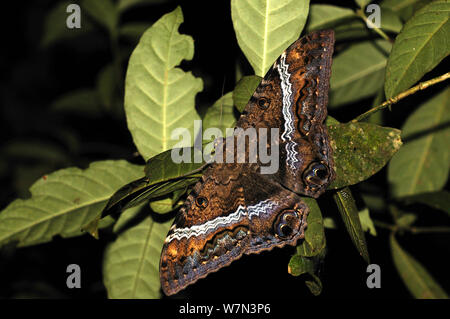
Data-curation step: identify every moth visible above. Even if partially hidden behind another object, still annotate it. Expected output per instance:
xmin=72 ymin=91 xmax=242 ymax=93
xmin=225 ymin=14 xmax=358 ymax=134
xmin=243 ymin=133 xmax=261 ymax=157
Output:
xmin=159 ymin=29 xmax=336 ymax=295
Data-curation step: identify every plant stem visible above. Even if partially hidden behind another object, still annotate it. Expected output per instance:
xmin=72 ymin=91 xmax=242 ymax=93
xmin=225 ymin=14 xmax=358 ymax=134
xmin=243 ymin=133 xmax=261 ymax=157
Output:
xmin=410 ymin=226 xmax=450 ymax=234
xmin=355 ymin=8 xmax=393 ymax=43
xmin=373 ymin=220 xmax=450 ymax=235
xmin=351 ymin=72 xmax=450 ymax=123
xmin=373 ymin=220 xmax=396 ymax=231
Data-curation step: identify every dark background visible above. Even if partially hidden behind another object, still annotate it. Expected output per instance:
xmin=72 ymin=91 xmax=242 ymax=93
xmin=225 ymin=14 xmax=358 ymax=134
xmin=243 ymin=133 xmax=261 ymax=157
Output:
xmin=0 ymin=0 xmax=448 ymax=299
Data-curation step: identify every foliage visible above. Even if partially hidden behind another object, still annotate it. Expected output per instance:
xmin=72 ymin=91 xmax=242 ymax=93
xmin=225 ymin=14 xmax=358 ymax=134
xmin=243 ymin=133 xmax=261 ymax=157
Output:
xmin=231 ymin=0 xmax=310 ymax=77
xmin=124 ymin=6 xmax=203 ymax=159
xmin=388 ymin=88 xmax=450 ymax=197
xmin=0 ymin=0 xmax=448 ymax=299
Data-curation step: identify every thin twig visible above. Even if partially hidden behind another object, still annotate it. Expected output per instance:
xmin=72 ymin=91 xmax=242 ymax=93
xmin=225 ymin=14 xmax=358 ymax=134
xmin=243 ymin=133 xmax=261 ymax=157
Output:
xmin=351 ymin=72 xmax=450 ymax=123
xmin=373 ymin=220 xmax=450 ymax=235
xmin=410 ymin=226 xmax=450 ymax=234
xmin=373 ymin=220 xmax=396 ymax=231
xmin=355 ymin=9 xmax=393 ymax=43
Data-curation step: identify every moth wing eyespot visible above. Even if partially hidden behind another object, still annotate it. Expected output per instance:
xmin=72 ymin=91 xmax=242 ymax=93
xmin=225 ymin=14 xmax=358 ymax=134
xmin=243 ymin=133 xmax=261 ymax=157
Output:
xmin=274 ymin=210 xmax=301 ymax=239
xmin=195 ymin=196 xmax=209 ymax=208
xmin=280 ymin=224 xmax=293 ymax=237
xmin=304 ymin=162 xmax=330 ymax=187
xmin=258 ymin=97 xmax=271 ymax=109
xmin=314 ymin=165 xmax=328 ymax=179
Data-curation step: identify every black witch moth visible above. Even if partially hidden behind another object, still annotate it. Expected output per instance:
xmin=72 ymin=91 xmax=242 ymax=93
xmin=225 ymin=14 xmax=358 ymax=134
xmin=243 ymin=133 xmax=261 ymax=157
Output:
xmin=160 ymin=29 xmax=336 ymax=296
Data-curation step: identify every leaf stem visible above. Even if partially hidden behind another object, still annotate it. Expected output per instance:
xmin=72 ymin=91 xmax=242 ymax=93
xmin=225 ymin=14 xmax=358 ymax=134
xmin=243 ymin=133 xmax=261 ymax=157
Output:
xmin=373 ymin=219 xmax=396 ymax=231
xmin=373 ymin=220 xmax=450 ymax=235
xmin=355 ymin=8 xmax=393 ymax=43
xmin=410 ymin=226 xmax=450 ymax=234
xmin=351 ymin=72 xmax=450 ymax=122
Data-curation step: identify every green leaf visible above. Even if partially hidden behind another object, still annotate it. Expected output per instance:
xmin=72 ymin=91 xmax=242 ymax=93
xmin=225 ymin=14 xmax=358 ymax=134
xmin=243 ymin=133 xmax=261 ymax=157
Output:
xmin=304 ymin=274 xmax=323 ymax=296
xmin=103 ymin=210 xmax=173 ymax=298
xmin=306 ymin=4 xmax=355 ymax=32
xmin=362 ymin=192 xmax=387 ymax=212
xmin=288 ymin=254 xmax=314 ymax=277
xmin=323 ymin=217 xmax=337 ymax=229
xmin=384 ymin=0 xmax=450 ymax=98
xmin=333 ymin=19 xmax=371 ymax=42
xmin=399 ymin=191 xmax=450 ymax=215
xmin=149 ymin=195 xmax=182 ymax=214
xmin=96 ymin=63 xmax=122 ymax=116
xmin=325 ymin=115 xmax=340 ymax=126
xmin=0 ymin=160 xmax=143 ymax=247
xmin=141 ymin=178 xmax=199 ymax=200
xmin=295 ymin=197 xmax=325 ymax=257
xmin=355 ymin=0 xmax=372 ymax=8
xmin=328 ymin=122 xmax=402 ymax=189
xmin=329 ymin=40 xmax=392 ymax=107
xmin=124 ymin=7 xmax=203 ymax=160
xmin=117 ymin=0 xmax=169 ymax=13
xmin=231 ymin=0 xmax=310 ymax=76
xmin=119 ymin=22 xmax=152 ymax=42
xmin=4 ymin=140 xmax=71 ymax=165
xmin=40 ymin=1 xmax=94 ymax=48
xmin=80 ymin=0 xmax=118 ymax=35
xmin=390 ymin=234 xmax=448 ymax=299
xmin=333 ymin=187 xmax=370 ymax=263
xmin=104 ymin=146 xmax=205 ymax=217
xmin=102 ymin=177 xmax=150 ymax=216
xmin=148 ymin=184 xmax=186 ymax=215
xmin=203 ymin=92 xmax=237 ymax=136
xmin=233 ymin=75 xmax=262 ymax=113
xmin=388 ymin=88 xmax=450 ymax=197
xmin=367 ymin=89 xmax=386 ymax=125
xmin=172 ymin=188 xmax=187 ymax=204
xmin=288 ymin=253 xmax=324 ymax=296
xmin=114 ymin=7 xmax=205 ymax=218
xmin=102 ymin=176 xmax=199 ymax=218
xmin=359 ymin=208 xmax=377 ymax=236
xmin=144 ymin=147 xmax=204 ymax=183
xmin=381 ymin=0 xmax=433 ymax=22
xmin=289 ymin=226 xmax=325 ymax=296
xmin=97 ymin=64 xmax=115 ymax=109
xmin=396 ymin=213 xmax=417 ymax=228
xmin=307 ymin=4 xmax=401 ymax=39
xmin=51 ymin=89 xmax=102 ymax=117
xmin=380 ymin=7 xmax=403 ymax=33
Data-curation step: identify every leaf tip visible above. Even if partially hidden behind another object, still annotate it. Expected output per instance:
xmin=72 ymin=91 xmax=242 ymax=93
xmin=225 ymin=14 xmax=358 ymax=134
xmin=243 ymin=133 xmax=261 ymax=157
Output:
xmin=81 ymin=217 xmax=100 ymax=240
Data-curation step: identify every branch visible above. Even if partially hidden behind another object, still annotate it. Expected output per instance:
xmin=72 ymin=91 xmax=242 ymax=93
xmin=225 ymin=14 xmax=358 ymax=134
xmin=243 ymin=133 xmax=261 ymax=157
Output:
xmin=351 ymin=72 xmax=450 ymax=123
xmin=410 ymin=226 xmax=450 ymax=234
xmin=373 ymin=220 xmax=396 ymax=231
xmin=355 ymin=8 xmax=393 ymax=43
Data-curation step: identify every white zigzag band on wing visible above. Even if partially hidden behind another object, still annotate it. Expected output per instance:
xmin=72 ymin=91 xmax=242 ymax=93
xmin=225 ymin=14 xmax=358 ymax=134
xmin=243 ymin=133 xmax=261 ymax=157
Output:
xmin=277 ymin=53 xmax=298 ymax=171
xmin=248 ymin=199 xmax=278 ymax=218
xmin=166 ymin=200 xmax=279 ymax=243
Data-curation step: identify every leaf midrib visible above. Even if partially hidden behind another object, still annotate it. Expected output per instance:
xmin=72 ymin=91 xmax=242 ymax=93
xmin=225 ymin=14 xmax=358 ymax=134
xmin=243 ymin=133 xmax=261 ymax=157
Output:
xmin=392 ymin=236 xmax=436 ymax=298
xmin=333 ymin=58 xmax=386 ymax=89
xmin=162 ymin=22 xmax=177 ymax=151
xmin=262 ymin=0 xmax=270 ymax=76
xmin=0 ymin=194 xmax=110 ymax=244
xmin=130 ymin=218 xmax=155 ymax=298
